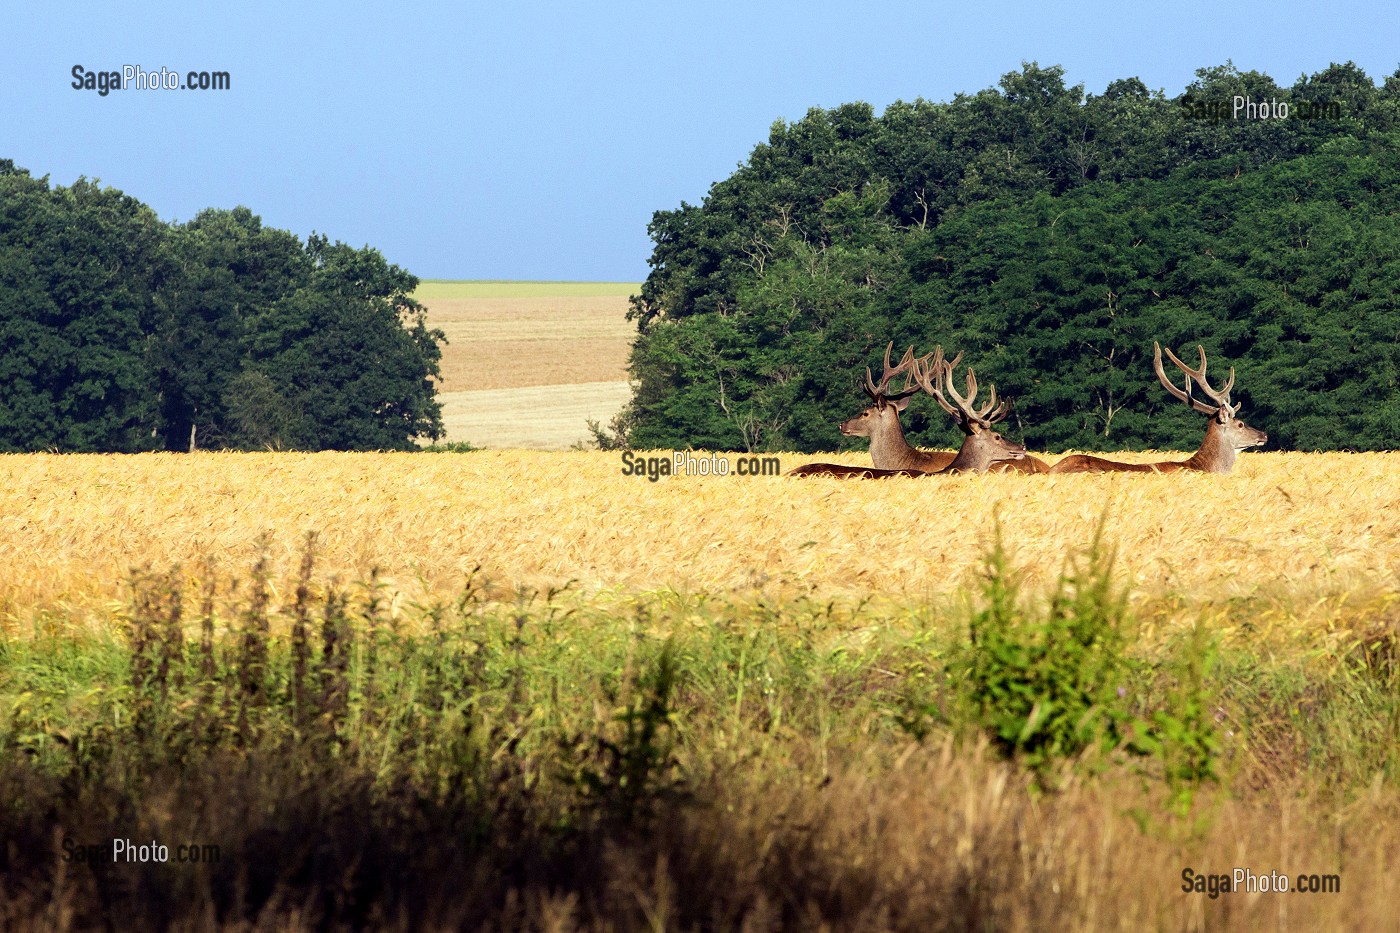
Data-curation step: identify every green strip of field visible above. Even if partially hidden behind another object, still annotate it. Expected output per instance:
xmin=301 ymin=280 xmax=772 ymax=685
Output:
xmin=413 ymin=280 xmax=641 ymax=300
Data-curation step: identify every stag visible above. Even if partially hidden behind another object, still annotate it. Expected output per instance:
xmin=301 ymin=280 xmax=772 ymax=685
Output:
xmin=788 ymin=346 xmax=1028 ymax=477
xmin=911 ymin=346 xmax=1050 ymax=473
xmin=835 ymin=343 xmax=957 ymax=472
xmin=1048 ymin=343 xmax=1267 ymax=474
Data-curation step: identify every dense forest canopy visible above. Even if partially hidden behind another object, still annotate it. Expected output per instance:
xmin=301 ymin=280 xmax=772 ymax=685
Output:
xmin=619 ymin=61 xmax=1400 ymax=453
xmin=0 ymin=160 xmax=443 ymax=452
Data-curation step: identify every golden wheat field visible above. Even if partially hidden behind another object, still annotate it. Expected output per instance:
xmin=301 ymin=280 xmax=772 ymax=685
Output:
xmin=1 ymin=450 xmax=1397 ymax=645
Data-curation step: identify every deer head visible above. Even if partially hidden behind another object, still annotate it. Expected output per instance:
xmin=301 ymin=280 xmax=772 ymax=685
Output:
xmin=839 ymin=342 xmax=924 ymax=438
xmin=1153 ymin=343 xmax=1267 ymax=472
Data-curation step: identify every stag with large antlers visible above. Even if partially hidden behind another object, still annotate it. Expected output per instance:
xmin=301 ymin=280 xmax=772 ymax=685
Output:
xmin=788 ymin=344 xmax=1030 ymax=477
xmin=1048 ymin=343 xmax=1267 ymax=474
xmin=787 ymin=343 xmax=951 ymax=477
xmin=835 ymin=343 xmax=956 ymax=472
xmin=911 ymin=346 xmax=1050 ymax=473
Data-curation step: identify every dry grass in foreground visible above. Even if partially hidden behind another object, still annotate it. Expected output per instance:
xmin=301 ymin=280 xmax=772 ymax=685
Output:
xmin=0 ymin=450 xmax=1396 ymax=644
xmin=2 ymin=534 xmax=1396 ymax=931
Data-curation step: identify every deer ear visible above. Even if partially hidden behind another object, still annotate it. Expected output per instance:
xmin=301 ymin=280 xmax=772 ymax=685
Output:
xmin=893 ymin=395 xmax=912 ymax=412
xmin=1216 ymin=407 xmax=1230 ymax=424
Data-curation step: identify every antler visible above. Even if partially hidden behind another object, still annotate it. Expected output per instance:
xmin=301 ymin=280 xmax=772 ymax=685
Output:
xmin=862 ymin=342 xmax=923 ymax=406
xmin=1153 ymin=342 xmax=1239 ymax=416
xmin=914 ymin=346 xmax=1008 ymax=430
xmin=912 ymin=346 xmax=959 ymax=418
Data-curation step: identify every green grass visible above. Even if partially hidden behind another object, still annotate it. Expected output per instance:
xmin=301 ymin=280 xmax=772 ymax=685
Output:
xmin=411 ymin=280 xmax=641 ymax=300
xmin=1 ymin=535 xmax=1395 ymax=929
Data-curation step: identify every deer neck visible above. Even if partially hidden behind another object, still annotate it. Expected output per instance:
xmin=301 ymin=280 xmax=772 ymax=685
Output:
xmin=941 ymin=445 xmax=981 ymax=473
xmin=867 ymin=413 xmax=921 ymax=470
xmin=941 ymin=432 xmax=996 ymax=473
xmin=1182 ymin=420 xmax=1237 ymax=473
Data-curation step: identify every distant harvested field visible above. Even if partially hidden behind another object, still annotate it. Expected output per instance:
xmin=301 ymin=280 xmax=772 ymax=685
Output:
xmin=423 ymin=296 xmax=636 ymax=392
xmin=437 ymin=382 xmax=632 ymax=449
xmin=412 ymin=281 xmax=638 ymax=448
xmin=2 ymin=450 xmax=1396 ymax=647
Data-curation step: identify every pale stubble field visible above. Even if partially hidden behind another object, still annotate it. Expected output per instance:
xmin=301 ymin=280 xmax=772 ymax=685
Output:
xmin=417 ymin=281 xmax=637 ymax=449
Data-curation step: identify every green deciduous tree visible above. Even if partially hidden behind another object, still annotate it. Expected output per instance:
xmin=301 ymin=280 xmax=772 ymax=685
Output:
xmin=153 ymin=207 xmax=310 ymax=451
xmin=242 ymin=235 xmax=444 ymax=450
xmin=0 ymin=164 xmax=445 ymax=452
xmin=0 ymin=168 xmax=165 ymax=452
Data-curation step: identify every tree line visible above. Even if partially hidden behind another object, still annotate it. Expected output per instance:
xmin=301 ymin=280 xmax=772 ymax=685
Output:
xmin=616 ymin=61 xmax=1400 ymax=454
xmin=0 ymin=160 xmax=443 ymax=452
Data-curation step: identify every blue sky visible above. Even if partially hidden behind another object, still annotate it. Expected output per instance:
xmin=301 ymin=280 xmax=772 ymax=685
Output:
xmin=4 ymin=1 xmax=1396 ymax=281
